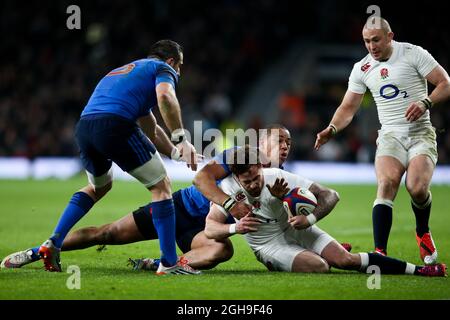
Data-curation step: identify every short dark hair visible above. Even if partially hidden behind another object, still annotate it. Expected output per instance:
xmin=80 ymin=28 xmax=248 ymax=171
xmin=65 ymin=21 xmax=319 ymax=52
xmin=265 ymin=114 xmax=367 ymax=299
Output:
xmin=258 ymin=123 xmax=289 ymax=144
xmin=229 ymin=145 xmax=261 ymax=176
xmin=148 ymin=40 xmax=183 ymax=62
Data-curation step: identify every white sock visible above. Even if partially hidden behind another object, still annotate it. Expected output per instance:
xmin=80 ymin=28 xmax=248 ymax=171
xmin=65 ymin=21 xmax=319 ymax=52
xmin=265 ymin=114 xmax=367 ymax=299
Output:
xmin=359 ymin=252 xmax=369 ymax=271
xmin=405 ymin=262 xmax=416 ymax=275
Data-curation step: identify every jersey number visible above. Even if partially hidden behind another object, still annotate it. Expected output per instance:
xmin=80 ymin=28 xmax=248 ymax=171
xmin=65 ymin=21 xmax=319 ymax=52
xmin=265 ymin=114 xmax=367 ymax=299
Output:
xmin=106 ymin=63 xmax=135 ymax=76
xmin=380 ymin=84 xmax=408 ymax=99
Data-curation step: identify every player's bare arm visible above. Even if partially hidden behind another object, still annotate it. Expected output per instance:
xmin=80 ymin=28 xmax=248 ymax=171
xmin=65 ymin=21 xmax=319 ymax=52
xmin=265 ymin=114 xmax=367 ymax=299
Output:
xmin=288 ymin=183 xmax=340 ymax=230
xmin=314 ymin=90 xmax=364 ymax=150
xmin=193 ymin=161 xmax=252 ymax=219
xmin=156 ymin=82 xmax=198 ymax=170
xmin=204 ymin=205 xmax=260 ymax=240
xmin=405 ymin=65 xmax=450 ymax=122
xmin=137 ymin=113 xmax=186 ymax=161
xmin=137 ymin=112 xmax=157 ymax=141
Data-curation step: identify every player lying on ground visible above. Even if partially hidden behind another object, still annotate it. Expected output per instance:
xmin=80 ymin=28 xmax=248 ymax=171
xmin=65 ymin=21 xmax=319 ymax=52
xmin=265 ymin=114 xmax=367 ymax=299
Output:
xmin=3 ymin=126 xmax=352 ymax=271
xmin=204 ymin=146 xmax=446 ymax=277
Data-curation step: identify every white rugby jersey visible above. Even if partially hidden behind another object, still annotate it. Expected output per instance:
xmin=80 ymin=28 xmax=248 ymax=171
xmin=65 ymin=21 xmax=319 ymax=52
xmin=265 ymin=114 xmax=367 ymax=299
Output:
xmin=217 ymin=168 xmax=313 ymax=251
xmin=348 ymin=41 xmax=438 ymax=132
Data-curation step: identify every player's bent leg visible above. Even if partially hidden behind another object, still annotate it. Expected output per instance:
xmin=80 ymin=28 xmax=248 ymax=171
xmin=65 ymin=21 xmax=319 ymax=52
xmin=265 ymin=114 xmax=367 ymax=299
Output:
xmin=62 ymin=213 xmax=147 ymax=251
xmin=406 ymin=155 xmax=437 ymax=264
xmin=291 ymin=250 xmax=330 ymax=273
xmin=319 ymin=240 xmax=360 ymax=270
xmin=184 ymin=231 xmax=234 ymax=269
xmin=372 ymin=156 xmax=405 ymax=255
xmin=406 ymin=155 xmax=434 ymax=203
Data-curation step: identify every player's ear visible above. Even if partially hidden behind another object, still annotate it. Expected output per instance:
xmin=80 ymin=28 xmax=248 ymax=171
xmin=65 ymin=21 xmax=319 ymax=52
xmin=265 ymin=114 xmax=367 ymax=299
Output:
xmin=387 ymin=31 xmax=394 ymax=41
xmin=165 ymin=57 xmax=175 ymax=66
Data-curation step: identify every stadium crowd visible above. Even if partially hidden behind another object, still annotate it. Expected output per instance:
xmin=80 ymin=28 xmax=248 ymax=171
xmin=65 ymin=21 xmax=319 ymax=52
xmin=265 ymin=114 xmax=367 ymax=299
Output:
xmin=1 ymin=1 xmax=449 ymax=163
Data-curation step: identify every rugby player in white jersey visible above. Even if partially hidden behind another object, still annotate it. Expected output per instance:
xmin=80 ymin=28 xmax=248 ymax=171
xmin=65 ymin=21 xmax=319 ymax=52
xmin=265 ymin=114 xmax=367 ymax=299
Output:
xmin=204 ymin=146 xmax=446 ymax=276
xmin=314 ymin=17 xmax=450 ymax=264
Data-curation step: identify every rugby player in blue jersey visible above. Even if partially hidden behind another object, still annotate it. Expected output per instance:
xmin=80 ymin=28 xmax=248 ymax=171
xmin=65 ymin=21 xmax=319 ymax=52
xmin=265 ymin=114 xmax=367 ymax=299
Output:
xmin=14 ymin=40 xmax=200 ymax=275
xmin=3 ymin=126 xmax=307 ymax=271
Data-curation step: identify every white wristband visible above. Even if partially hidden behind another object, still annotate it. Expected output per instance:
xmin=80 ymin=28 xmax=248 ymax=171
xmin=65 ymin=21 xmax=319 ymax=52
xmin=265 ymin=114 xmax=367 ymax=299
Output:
xmin=228 ymin=223 xmax=237 ymax=235
xmin=170 ymin=147 xmax=181 ymax=161
xmin=171 ymin=129 xmax=186 ymax=144
xmin=306 ymin=214 xmax=317 ymax=226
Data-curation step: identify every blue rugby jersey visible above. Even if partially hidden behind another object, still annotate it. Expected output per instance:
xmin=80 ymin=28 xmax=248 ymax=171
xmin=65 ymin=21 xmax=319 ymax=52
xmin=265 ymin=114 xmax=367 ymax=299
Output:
xmin=81 ymin=58 xmax=178 ymax=121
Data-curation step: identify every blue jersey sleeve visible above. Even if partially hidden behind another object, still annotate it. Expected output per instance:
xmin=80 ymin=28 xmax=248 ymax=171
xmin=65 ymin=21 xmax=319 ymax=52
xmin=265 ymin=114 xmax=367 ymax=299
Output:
xmin=155 ymin=63 xmax=178 ymax=88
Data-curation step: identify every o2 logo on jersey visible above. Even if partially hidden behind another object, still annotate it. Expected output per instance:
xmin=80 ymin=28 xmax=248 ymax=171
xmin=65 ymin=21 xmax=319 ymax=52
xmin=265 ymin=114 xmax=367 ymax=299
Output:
xmin=379 ymin=84 xmax=409 ymax=99
xmin=106 ymin=63 xmax=135 ymax=76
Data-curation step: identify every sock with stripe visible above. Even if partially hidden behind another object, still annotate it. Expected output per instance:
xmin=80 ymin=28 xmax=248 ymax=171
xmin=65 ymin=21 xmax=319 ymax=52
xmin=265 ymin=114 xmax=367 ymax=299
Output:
xmin=372 ymin=198 xmax=393 ymax=254
xmin=359 ymin=252 xmax=418 ymax=274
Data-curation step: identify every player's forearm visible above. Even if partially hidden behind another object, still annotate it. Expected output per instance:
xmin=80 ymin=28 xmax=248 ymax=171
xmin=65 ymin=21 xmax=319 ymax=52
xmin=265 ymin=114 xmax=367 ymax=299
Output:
xmin=158 ymin=93 xmax=184 ymax=133
xmin=428 ymin=80 xmax=450 ymax=106
xmin=329 ymin=104 xmax=356 ymax=132
xmin=153 ymin=125 xmax=176 ymax=158
xmin=312 ymin=189 xmax=340 ymax=222
xmin=137 ymin=114 xmax=157 ymax=141
xmin=193 ymin=171 xmax=230 ymax=205
xmin=205 ymin=218 xmax=232 ymax=240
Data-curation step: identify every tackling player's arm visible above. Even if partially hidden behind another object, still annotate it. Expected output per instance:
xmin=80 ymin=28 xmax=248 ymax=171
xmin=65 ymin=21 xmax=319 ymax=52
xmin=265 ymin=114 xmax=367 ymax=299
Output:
xmin=314 ymin=90 xmax=364 ymax=150
xmin=156 ymin=82 xmax=198 ymax=170
xmin=405 ymin=65 xmax=450 ymax=122
xmin=137 ymin=112 xmax=182 ymax=160
xmin=193 ymin=160 xmax=253 ymax=219
xmin=288 ymin=182 xmax=340 ymax=230
xmin=204 ymin=204 xmax=260 ymax=240
xmin=137 ymin=112 xmax=157 ymax=141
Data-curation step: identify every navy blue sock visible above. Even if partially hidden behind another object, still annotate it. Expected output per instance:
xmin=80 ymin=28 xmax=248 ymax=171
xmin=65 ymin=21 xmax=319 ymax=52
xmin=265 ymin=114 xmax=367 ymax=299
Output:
xmin=50 ymin=192 xmax=95 ymax=248
xmin=412 ymin=192 xmax=432 ymax=237
xmin=372 ymin=202 xmax=393 ymax=253
xmin=360 ymin=253 xmax=406 ymax=274
xmin=151 ymin=199 xmax=177 ymax=266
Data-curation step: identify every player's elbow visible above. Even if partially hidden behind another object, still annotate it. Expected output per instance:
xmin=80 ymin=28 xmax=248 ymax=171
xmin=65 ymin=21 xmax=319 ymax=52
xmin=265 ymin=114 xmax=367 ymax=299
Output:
xmin=324 ymin=189 xmax=340 ymax=208
xmin=204 ymin=226 xmax=214 ymax=239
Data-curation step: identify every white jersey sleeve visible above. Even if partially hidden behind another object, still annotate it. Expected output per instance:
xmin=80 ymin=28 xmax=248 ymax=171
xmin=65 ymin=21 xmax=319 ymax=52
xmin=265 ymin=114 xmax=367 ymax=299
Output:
xmin=409 ymin=44 xmax=439 ymax=78
xmin=348 ymin=62 xmax=367 ymax=94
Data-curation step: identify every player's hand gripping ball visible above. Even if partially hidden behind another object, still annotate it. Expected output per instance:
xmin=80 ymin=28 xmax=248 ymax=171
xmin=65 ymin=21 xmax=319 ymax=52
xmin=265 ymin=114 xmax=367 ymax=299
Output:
xmin=282 ymin=187 xmax=317 ymax=217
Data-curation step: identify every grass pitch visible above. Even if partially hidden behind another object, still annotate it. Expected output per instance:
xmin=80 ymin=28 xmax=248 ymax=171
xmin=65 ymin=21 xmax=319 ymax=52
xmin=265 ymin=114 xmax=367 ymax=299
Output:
xmin=0 ymin=177 xmax=448 ymax=300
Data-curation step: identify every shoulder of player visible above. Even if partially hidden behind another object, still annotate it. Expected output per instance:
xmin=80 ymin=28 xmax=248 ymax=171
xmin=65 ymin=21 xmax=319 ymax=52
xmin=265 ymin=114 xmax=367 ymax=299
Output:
xmin=351 ymin=54 xmax=372 ymax=75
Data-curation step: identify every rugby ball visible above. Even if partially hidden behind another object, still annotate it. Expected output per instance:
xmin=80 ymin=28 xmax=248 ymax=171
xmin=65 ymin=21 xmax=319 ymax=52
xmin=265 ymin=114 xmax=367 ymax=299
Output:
xmin=282 ymin=187 xmax=317 ymax=217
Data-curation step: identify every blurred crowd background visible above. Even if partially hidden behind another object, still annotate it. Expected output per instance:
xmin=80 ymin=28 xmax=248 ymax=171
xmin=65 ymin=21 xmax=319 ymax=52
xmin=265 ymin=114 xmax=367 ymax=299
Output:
xmin=1 ymin=0 xmax=449 ymax=163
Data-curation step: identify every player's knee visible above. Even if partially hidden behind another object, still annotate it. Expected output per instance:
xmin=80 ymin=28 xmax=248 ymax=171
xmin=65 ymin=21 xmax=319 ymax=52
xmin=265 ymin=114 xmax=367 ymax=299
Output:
xmin=95 ymin=225 xmax=116 ymax=244
xmin=293 ymin=255 xmax=329 ymax=273
xmin=93 ymin=181 xmax=113 ymax=199
xmin=150 ymin=176 xmax=172 ymax=199
xmin=214 ymin=241 xmax=234 ymax=262
xmin=315 ymin=258 xmax=330 ymax=273
xmin=378 ymin=177 xmax=399 ymax=194
xmin=330 ymin=253 xmax=355 ymax=269
xmin=406 ymin=182 xmax=428 ymax=202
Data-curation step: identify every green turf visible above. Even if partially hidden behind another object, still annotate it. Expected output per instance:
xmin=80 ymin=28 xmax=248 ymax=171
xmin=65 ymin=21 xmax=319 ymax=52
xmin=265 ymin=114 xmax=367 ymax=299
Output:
xmin=0 ymin=177 xmax=448 ymax=300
